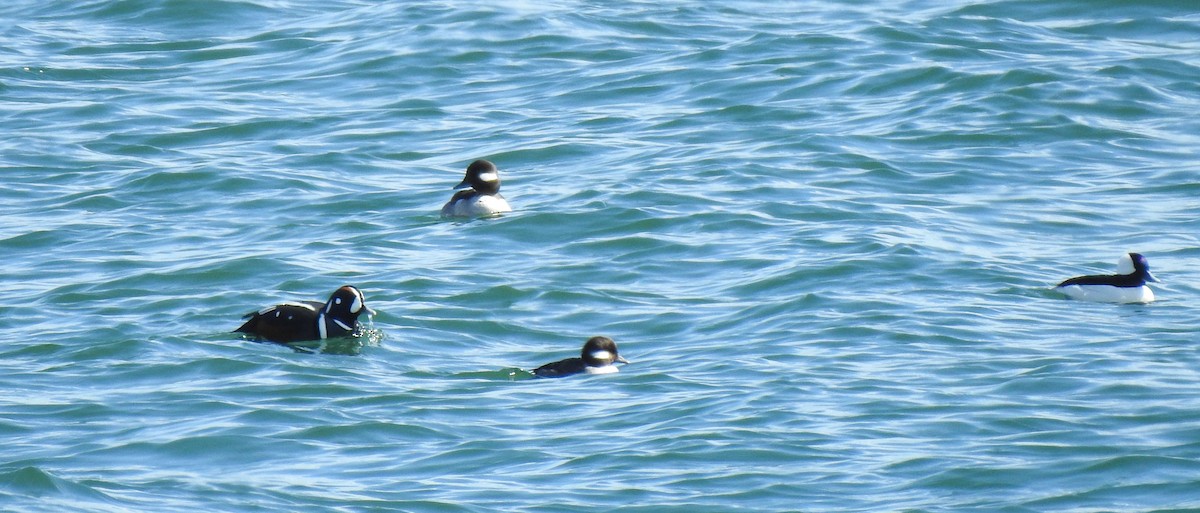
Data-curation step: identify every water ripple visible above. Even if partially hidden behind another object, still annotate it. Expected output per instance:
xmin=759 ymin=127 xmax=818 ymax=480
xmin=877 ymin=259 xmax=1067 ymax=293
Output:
xmin=3 ymin=0 xmax=1200 ymax=511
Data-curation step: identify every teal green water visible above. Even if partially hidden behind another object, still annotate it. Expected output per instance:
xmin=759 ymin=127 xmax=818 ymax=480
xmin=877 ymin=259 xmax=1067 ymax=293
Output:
xmin=3 ymin=1 xmax=1200 ymax=511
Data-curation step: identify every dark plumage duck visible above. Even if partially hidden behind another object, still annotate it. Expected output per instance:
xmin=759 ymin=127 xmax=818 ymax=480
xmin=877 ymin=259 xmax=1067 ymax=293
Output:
xmin=533 ymin=336 xmax=630 ymax=378
xmin=1055 ymin=252 xmax=1159 ymax=303
xmin=440 ymin=159 xmax=512 ymax=218
xmin=235 ymin=285 xmax=374 ymax=343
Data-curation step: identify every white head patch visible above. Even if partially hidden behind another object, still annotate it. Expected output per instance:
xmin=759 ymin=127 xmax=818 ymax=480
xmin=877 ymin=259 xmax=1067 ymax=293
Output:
xmin=589 ymin=350 xmax=613 ymax=361
xmin=1117 ymin=253 xmax=1135 ymax=274
xmin=477 ymin=171 xmax=498 ymax=183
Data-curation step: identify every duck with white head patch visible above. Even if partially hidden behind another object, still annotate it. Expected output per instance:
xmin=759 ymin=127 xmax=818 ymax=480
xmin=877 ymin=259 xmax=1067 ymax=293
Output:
xmin=235 ymin=285 xmax=375 ymax=343
xmin=533 ymin=336 xmax=630 ymax=378
xmin=440 ymin=159 xmax=512 ymax=218
xmin=1055 ymin=252 xmax=1160 ymax=303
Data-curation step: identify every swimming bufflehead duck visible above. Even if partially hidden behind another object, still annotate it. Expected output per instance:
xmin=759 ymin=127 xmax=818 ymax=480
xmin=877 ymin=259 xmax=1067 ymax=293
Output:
xmin=235 ymin=285 xmax=375 ymax=343
xmin=1055 ymin=252 xmax=1160 ymax=303
xmin=533 ymin=336 xmax=630 ymax=378
xmin=440 ymin=159 xmax=512 ymax=218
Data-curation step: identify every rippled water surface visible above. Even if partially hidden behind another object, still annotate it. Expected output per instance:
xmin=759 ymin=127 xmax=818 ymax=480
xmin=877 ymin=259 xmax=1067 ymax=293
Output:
xmin=3 ymin=1 xmax=1200 ymax=511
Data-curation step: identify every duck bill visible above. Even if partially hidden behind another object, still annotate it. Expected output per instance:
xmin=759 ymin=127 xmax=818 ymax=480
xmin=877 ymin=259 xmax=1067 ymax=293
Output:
xmin=616 ymin=355 xmax=630 ymax=364
xmin=452 ymin=178 xmax=471 ymax=190
xmin=1146 ymin=271 xmax=1161 ymax=283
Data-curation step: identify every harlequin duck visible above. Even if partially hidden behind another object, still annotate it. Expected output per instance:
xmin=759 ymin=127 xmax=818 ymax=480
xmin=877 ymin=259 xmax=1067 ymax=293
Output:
xmin=1055 ymin=252 xmax=1160 ymax=303
xmin=234 ymin=285 xmax=375 ymax=343
xmin=440 ymin=159 xmax=512 ymax=218
xmin=533 ymin=336 xmax=630 ymax=378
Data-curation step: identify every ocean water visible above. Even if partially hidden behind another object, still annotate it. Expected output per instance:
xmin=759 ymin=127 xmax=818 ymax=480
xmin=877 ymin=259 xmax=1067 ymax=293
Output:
xmin=3 ymin=0 xmax=1200 ymax=511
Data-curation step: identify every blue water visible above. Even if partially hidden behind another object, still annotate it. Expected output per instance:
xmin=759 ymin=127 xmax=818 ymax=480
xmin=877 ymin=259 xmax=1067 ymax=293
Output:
xmin=3 ymin=1 xmax=1200 ymax=511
